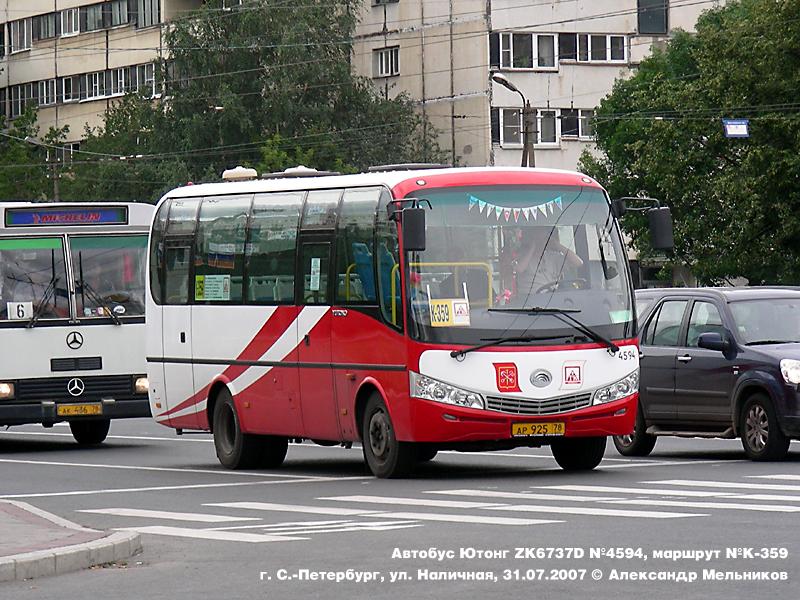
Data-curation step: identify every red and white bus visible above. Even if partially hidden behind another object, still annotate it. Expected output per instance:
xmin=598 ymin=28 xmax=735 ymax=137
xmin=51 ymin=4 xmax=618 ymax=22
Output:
xmin=0 ymin=202 xmax=153 ymax=444
xmin=147 ymin=166 xmax=665 ymax=477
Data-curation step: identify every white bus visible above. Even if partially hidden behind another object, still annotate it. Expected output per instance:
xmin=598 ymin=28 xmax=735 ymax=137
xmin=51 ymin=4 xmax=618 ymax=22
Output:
xmin=0 ymin=203 xmax=154 ymax=444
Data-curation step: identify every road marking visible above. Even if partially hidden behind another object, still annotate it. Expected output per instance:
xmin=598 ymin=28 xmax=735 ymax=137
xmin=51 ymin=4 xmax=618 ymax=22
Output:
xmin=207 ymin=502 xmax=383 ymax=516
xmin=537 ymin=485 xmax=738 ymax=498
xmin=0 ymin=458 xmax=323 ymax=479
xmin=748 ymin=474 xmax=800 ymax=481
xmin=209 ymin=501 xmax=556 ymax=526
xmin=319 ymin=495 xmax=508 ymax=509
xmin=425 ymin=489 xmax=626 ymax=502
xmin=602 ymin=498 xmax=800 ymax=513
xmin=0 ymin=476 xmax=370 ymax=500
xmin=115 ymin=525 xmax=304 ymax=543
xmin=0 ymin=431 xmax=214 ymax=443
xmin=77 ymin=508 xmax=262 ymax=523
xmin=602 ymin=459 xmax=750 ymax=469
xmin=649 ymin=479 xmax=800 ymax=492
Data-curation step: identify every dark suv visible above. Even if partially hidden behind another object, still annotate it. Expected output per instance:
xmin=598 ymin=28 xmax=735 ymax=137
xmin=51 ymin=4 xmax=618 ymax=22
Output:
xmin=615 ymin=287 xmax=800 ymax=461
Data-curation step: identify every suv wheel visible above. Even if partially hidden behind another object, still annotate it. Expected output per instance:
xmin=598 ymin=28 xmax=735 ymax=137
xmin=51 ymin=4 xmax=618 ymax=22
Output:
xmin=740 ymin=394 xmax=790 ymax=461
xmin=613 ymin=404 xmax=657 ymax=457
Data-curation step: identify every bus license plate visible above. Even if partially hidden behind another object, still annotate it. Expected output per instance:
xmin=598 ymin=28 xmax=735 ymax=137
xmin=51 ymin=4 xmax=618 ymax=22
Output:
xmin=57 ymin=404 xmax=103 ymax=417
xmin=512 ymin=422 xmax=565 ymax=437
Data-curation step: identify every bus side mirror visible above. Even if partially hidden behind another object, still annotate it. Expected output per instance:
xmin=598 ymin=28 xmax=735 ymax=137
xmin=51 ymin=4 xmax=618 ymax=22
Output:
xmin=648 ymin=206 xmax=674 ymax=250
xmin=402 ymin=207 xmax=426 ymax=252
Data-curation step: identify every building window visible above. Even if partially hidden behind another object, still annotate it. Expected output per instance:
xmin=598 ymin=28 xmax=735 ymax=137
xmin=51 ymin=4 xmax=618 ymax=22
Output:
xmin=86 ymin=71 xmax=106 ymax=99
xmin=558 ymin=33 xmax=626 ymax=63
xmin=61 ymin=8 xmax=79 ymax=37
xmin=579 ymin=109 xmax=595 ymax=138
xmin=112 ymin=68 xmax=128 ymax=95
xmin=539 ymin=111 xmax=557 ymax=144
xmin=374 ymin=46 xmax=399 ymax=77
xmin=561 ymin=109 xmax=579 ymax=137
xmin=137 ymin=0 xmax=161 ymax=28
xmin=38 ymin=80 xmax=57 ymax=106
xmin=82 ymin=4 xmax=104 ymax=32
xmin=590 ymin=35 xmax=607 ymax=61
xmin=610 ymin=36 xmax=625 ymax=61
xmin=495 ymin=32 xmax=558 ymax=70
xmin=537 ymin=35 xmax=555 ymax=68
xmin=111 ymin=0 xmax=130 ymax=27
xmin=0 ymin=26 xmax=5 ymax=58
xmin=137 ymin=63 xmax=156 ymax=97
xmin=558 ymin=33 xmax=577 ymax=61
xmin=10 ymin=83 xmax=35 ymax=118
xmin=501 ymin=108 xmax=522 ymax=145
xmin=33 ymin=13 xmax=58 ymax=41
xmin=638 ymin=0 xmax=668 ymax=35
xmin=10 ymin=19 xmax=33 ymax=53
xmin=62 ymin=76 xmax=79 ymax=102
xmin=493 ymin=107 xmax=596 ymax=146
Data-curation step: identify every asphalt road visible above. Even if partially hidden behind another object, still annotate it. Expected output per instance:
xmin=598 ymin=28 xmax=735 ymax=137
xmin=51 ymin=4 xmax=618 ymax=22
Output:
xmin=1 ymin=419 xmax=799 ymax=599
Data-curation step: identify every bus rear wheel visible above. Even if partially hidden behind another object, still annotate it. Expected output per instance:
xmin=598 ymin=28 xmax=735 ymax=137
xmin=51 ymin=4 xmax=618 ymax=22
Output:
xmin=362 ymin=394 xmax=416 ymax=478
xmin=550 ymin=437 xmax=607 ymax=471
xmin=213 ymin=390 xmax=287 ymax=469
xmin=69 ymin=419 xmax=110 ymax=445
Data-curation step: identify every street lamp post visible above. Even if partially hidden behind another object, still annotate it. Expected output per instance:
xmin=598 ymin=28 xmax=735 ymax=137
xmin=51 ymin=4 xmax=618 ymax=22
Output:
xmin=491 ymin=73 xmax=536 ymax=168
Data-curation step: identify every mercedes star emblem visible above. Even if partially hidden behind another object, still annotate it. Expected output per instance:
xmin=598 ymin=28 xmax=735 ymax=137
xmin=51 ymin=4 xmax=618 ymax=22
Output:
xmin=67 ymin=378 xmax=85 ymax=397
xmin=66 ymin=331 xmax=84 ymax=350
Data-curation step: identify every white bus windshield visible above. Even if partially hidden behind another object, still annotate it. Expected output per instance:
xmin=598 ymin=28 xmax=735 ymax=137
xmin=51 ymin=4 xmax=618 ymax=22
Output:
xmin=404 ymin=185 xmax=634 ymax=345
xmin=71 ymin=235 xmax=148 ymax=318
xmin=0 ymin=237 xmax=69 ymax=321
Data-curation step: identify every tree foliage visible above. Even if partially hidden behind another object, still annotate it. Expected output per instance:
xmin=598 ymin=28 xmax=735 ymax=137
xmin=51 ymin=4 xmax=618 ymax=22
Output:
xmin=580 ymin=0 xmax=800 ymax=284
xmin=61 ymin=0 xmax=443 ymax=203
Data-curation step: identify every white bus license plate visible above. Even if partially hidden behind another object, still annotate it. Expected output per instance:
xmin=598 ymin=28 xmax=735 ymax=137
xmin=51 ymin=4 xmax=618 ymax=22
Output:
xmin=57 ymin=404 xmax=103 ymax=417
xmin=512 ymin=422 xmax=565 ymax=437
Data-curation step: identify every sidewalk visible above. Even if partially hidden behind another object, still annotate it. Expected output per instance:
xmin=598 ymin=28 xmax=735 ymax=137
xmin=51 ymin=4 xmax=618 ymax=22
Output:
xmin=0 ymin=500 xmax=141 ymax=583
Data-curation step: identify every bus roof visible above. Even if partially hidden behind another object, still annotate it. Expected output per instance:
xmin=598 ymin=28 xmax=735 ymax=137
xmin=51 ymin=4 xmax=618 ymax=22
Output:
xmin=0 ymin=202 xmax=154 ymax=233
xmin=159 ymin=166 xmax=604 ymax=202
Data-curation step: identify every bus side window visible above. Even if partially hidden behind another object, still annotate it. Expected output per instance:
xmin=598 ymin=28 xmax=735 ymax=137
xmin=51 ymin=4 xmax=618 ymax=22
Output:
xmin=149 ymin=200 xmax=169 ymax=304
xmin=376 ymin=189 xmax=402 ymax=329
xmin=194 ymin=195 xmax=252 ymax=304
xmin=335 ymin=187 xmax=380 ymax=304
xmin=163 ymin=198 xmax=200 ymax=305
xmin=246 ymin=192 xmax=304 ymax=303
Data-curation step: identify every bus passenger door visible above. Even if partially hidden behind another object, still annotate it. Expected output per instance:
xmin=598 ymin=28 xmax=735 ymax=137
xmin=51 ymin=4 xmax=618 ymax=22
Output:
xmin=296 ymin=239 xmax=340 ymax=441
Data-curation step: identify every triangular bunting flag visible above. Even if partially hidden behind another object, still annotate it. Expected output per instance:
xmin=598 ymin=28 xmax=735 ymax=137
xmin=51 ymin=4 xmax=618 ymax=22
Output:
xmin=547 ymin=201 xmax=554 ymax=215
xmin=495 ymin=206 xmax=502 ymax=220
xmin=503 ymin=208 xmax=511 ymax=221
xmin=478 ymin=199 xmax=487 ymax=214
xmin=537 ymin=203 xmax=548 ymax=217
xmin=554 ymin=196 xmax=562 ymax=209
xmin=513 ymin=208 xmax=521 ymax=222
xmin=468 ymin=196 xmax=478 ymax=211
xmin=523 ymin=208 xmax=530 ymax=221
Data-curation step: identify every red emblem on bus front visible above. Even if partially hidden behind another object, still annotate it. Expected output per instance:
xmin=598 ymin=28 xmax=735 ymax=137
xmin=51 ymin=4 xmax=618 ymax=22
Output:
xmin=494 ymin=362 xmax=521 ymax=392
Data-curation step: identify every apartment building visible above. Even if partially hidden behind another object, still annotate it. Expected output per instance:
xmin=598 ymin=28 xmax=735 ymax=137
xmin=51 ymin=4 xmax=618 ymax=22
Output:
xmin=0 ymin=0 xmax=201 ymax=149
xmin=354 ymin=0 xmax=723 ymax=169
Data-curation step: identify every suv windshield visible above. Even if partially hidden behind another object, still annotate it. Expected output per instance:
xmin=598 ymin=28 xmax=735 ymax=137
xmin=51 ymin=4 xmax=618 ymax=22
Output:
xmin=0 ymin=237 xmax=69 ymax=322
xmin=730 ymin=298 xmax=800 ymax=344
xmin=404 ymin=185 xmax=634 ymax=345
xmin=71 ymin=235 xmax=148 ymax=318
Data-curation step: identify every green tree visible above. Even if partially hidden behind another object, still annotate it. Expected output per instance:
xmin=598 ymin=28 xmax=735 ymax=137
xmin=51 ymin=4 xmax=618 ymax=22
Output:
xmin=0 ymin=109 xmax=51 ymax=201
xmin=580 ymin=0 xmax=800 ymax=284
xmin=67 ymin=0 xmax=444 ymax=202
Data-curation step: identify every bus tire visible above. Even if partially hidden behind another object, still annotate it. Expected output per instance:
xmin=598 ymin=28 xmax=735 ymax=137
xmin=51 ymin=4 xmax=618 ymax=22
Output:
xmin=612 ymin=405 xmax=657 ymax=457
xmin=362 ymin=394 xmax=416 ymax=478
xmin=550 ymin=436 xmax=607 ymax=471
xmin=740 ymin=394 xmax=790 ymax=461
xmin=213 ymin=389 xmax=262 ymax=469
xmin=69 ymin=419 xmax=110 ymax=445
xmin=256 ymin=435 xmax=289 ymax=469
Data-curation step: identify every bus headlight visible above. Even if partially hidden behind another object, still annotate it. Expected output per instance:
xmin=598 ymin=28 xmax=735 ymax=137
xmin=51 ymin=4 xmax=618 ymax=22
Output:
xmin=410 ymin=372 xmax=485 ymax=410
xmin=134 ymin=376 xmax=149 ymax=395
xmin=593 ymin=370 xmax=639 ymax=405
xmin=0 ymin=382 xmax=14 ymax=399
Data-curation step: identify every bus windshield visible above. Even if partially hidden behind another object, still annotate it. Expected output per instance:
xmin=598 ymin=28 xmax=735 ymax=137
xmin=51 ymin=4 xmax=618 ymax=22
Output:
xmin=404 ymin=185 xmax=634 ymax=345
xmin=71 ymin=235 xmax=148 ymax=318
xmin=0 ymin=237 xmax=69 ymax=321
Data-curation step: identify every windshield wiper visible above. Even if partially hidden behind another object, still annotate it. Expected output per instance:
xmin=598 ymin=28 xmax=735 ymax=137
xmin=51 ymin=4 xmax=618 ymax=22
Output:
xmin=77 ymin=252 xmax=121 ymax=325
xmin=489 ymin=307 xmax=620 ymax=354
xmin=26 ymin=276 xmax=59 ymax=329
xmin=745 ymin=339 xmax=798 ymax=346
xmin=450 ymin=335 xmax=576 ymax=359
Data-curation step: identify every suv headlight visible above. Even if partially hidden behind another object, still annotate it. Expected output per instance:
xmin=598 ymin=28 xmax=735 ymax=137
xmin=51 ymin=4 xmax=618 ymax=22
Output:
xmin=410 ymin=372 xmax=485 ymax=410
xmin=780 ymin=359 xmax=800 ymax=385
xmin=593 ymin=370 xmax=639 ymax=405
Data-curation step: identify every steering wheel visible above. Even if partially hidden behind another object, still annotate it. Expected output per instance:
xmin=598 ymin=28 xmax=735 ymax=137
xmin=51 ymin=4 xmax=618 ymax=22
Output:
xmin=534 ymin=278 xmax=589 ymax=293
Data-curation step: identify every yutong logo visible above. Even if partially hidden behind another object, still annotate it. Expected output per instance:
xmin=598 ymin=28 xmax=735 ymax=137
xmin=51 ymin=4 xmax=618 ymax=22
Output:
xmin=67 ymin=378 xmax=85 ymax=397
xmin=66 ymin=331 xmax=84 ymax=350
xmin=530 ymin=369 xmax=553 ymax=388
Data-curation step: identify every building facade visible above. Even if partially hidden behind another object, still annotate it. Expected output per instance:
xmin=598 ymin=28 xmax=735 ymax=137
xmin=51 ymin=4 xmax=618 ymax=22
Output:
xmin=0 ymin=0 xmax=200 ymax=150
xmin=354 ymin=0 xmax=723 ymax=169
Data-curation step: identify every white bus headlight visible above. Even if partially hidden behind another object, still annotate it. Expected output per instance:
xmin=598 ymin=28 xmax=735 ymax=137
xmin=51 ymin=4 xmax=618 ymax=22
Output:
xmin=135 ymin=376 xmax=149 ymax=395
xmin=593 ymin=370 xmax=639 ymax=405
xmin=0 ymin=382 xmax=14 ymax=399
xmin=780 ymin=359 xmax=800 ymax=385
xmin=410 ymin=372 xmax=485 ymax=410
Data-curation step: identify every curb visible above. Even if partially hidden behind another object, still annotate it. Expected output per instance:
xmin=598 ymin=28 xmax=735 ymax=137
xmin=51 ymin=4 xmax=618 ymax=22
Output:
xmin=0 ymin=501 xmax=142 ymax=583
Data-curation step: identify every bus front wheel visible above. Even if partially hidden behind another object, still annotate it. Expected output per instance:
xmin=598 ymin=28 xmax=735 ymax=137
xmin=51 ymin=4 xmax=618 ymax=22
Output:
xmin=213 ymin=389 xmax=287 ymax=469
xmin=69 ymin=419 xmax=110 ymax=445
xmin=362 ymin=394 xmax=416 ymax=478
xmin=550 ymin=437 xmax=607 ymax=471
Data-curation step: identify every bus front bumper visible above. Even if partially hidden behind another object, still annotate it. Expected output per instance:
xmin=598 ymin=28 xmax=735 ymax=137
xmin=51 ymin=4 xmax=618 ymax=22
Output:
xmin=0 ymin=397 xmax=151 ymax=427
xmin=397 ymin=393 xmax=637 ymax=446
